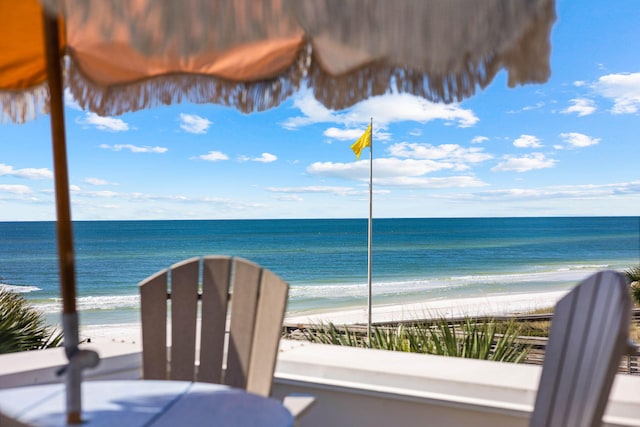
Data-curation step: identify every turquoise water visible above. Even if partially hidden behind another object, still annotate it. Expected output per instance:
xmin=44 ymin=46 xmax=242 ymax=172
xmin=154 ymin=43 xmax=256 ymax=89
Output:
xmin=0 ymin=217 xmax=638 ymax=325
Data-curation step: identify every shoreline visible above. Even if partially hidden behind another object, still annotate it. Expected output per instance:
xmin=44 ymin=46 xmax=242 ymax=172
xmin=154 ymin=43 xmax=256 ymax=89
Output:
xmin=79 ymin=289 xmax=567 ymax=345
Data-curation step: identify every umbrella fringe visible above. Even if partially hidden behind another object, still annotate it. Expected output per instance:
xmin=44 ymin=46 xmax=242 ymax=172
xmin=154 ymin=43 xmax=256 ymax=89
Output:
xmin=0 ymin=83 xmax=50 ymax=124
xmin=65 ymin=43 xmax=311 ymax=116
xmin=306 ymin=58 xmax=491 ymax=109
xmin=305 ymin=0 xmax=554 ymax=110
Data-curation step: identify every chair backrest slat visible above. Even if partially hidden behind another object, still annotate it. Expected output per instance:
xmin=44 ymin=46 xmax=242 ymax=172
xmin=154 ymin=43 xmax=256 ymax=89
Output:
xmin=225 ymin=258 xmax=261 ymax=389
xmin=247 ymin=268 xmax=289 ymax=396
xmin=198 ymin=256 xmax=231 ymax=383
xmin=139 ymin=255 xmax=287 ymax=396
xmin=567 ymin=274 xmax=628 ymax=426
xmin=139 ymin=269 xmax=168 ymax=380
xmin=169 ymin=257 xmax=199 ymax=381
xmin=530 ymin=270 xmax=630 ymax=427
xmin=547 ymin=277 xmax=599 ymax=427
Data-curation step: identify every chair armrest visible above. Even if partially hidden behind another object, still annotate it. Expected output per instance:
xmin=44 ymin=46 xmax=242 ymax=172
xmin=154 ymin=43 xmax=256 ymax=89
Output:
xmin=283 ymin=394 xmax=316 ymax=423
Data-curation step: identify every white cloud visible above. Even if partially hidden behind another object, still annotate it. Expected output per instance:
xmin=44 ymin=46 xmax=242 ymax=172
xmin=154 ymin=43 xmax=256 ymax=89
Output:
xmin=593 ymin=72 xmax=640 ymax=114
xmin=239 ymin=153 xmax=278 ymax=163
xmin=324 ymin=126 xmax=391 ymax=143
xmin=492 ymin=153 xmax=556 ymax=172
xmin=266 ymin=186 xmax=358 ymax=196
xmin=559 ymin=132 xmax=600 ymax=147
xmin=100 ymin=144 xmax=167 ymax=153
xmin=179 ymin=113 xmax=212 ymax=134
xmin=507 ymin=102 xmax=545 ymax=114
xmin=374 ymin=175 xmax=486 ymax=188
xmin=64 ymin=89 xmax=82 ymax=111
xmin=0 ymin=163 xmax=53 ymax=179
xmin=309 ymin=158 xmax=452 ymax=180
xmin=471 ymin=136 xmax=488 ymax=144
xmin=281 ymin=92 xmax=337 ymax=129
xmin=561 ymin=98 xmax=596 ymax=116
xmin=77 ymin=112 xmax=130 ymax=132
xmin=282 ymin=90 xmax=478 ymax=129
xmin=274 ymin=194 xmax=304 ymax=202
xmin=84 ymin=178 xmax=112 ymax=186
xmin=348 ymin=93 xmax=478 ymax=128
xmin=0 ymin=184 xmax=32 ymax=194
xmin=573 ymin=81 xmax=586 ymax=87
xmin=513 ymin=134 xmax=542 ymax=148
xmin=473 ymin=181 xmax=640 ymax=200
xmin=307 ymin=158 xmax=486 ymax=188
xmin=324 ymin=127 xmax=367 ymax=141
xmin=373 ymin=131 xmax=393 ymax=141
xmin=65 ymin=188 xmax=269 ymax=214
xmin=387 ymin=143 xmax=492 ymax=167
xmin=199 ymin=151 xmax=229 ymax=162
xmin=255 ymin=153 xmax=277 ymax=163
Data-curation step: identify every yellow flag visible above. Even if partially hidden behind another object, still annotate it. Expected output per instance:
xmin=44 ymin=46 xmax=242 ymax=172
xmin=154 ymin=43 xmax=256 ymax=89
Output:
xmin=351 ymin=124 xmax=371 ymax=160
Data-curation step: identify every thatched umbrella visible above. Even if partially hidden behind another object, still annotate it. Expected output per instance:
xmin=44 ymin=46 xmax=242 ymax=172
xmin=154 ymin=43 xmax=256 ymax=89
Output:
xmin=0 ymin=0 xmax=555 ymax=423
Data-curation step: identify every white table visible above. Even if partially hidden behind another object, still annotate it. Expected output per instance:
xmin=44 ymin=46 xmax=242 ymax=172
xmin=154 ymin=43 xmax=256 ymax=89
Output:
xmin=0 ymin=380 xmax=293 ymax=427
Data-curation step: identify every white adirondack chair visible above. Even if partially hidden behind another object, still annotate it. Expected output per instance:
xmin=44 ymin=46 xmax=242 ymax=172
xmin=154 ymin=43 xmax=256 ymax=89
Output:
xmin=530 ymin=270 xmax=633 ymax=427
xmin=139 ymin=255 xmax=314 ymax=422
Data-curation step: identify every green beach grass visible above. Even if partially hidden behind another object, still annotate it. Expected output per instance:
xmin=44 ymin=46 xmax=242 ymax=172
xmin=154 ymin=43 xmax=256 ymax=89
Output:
xmin=299 ymin=317 xmax=530 ymax=363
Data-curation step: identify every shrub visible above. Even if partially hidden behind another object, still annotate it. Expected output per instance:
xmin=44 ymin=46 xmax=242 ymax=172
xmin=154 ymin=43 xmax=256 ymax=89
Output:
xmin=630 ymin=282 xmax=640 ymax=306
xmin=0 ymin=290 xmax=63 ymax=354
xmin=627 ymin=265 xmax=640 ymax=283
xmin=626 ymin=265 xmax=640 ymax=305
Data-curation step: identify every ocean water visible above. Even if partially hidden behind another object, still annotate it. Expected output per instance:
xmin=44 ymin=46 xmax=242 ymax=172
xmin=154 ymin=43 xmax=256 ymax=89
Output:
xmin=0 ymin=217 xmax=638 ymax=326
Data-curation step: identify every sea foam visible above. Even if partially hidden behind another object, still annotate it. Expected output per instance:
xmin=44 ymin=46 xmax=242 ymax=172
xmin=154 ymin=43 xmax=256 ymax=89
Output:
xmin=33 ymin=294 xmax=140 ymax=313
xmin=0 ymin=283 xmax=42 ymax=293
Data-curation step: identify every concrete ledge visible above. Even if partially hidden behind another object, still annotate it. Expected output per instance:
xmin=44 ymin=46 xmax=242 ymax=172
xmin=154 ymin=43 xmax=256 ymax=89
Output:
xmin=276 ymin=340 xmax=537 ymax=410
xmin=2 ymin=340 xmax=640 ymax=427
xmin=272 ymin=340 xmax=640 ymax=427
xmin=0 ymin=341 xmax=141 ymax=389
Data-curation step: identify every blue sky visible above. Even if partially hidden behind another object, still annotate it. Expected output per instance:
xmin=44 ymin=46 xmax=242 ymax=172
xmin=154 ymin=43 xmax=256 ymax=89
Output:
xmin=1 ymin=0 xmax=639 ymax=221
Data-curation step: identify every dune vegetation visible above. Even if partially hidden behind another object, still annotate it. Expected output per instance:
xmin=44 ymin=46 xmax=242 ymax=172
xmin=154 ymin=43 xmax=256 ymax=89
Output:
xmin=0 ymin=290 xmax=62 ymax=354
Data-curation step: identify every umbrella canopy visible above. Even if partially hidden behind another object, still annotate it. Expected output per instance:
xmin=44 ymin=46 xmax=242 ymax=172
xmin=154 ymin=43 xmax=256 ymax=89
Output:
xmin=0 ymin=0 xmax=556 ymax=424
xmin=2 ymin=0 xmax=555 ymax=122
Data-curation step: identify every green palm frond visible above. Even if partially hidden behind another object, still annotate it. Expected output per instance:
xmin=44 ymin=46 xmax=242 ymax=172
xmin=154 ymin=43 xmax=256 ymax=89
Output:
xmin=0 ymin=290 xmax=63 ymax=354
xmin=626 ymin=265 xmax=640 ymax=283
xmin=626 ymin=265 xmax=640 ymax=305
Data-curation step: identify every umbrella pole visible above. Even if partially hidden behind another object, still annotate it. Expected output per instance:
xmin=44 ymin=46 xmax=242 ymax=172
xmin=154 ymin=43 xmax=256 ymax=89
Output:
xmin=42 ymin=10 xmax=82 ymax=425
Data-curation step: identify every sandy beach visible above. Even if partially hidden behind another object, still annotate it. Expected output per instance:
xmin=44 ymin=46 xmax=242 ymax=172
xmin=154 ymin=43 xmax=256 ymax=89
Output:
xmin=80 ymin=289 xmax=568 ymax=345
xmin=284 ymin=290 xmax=567 ymax=326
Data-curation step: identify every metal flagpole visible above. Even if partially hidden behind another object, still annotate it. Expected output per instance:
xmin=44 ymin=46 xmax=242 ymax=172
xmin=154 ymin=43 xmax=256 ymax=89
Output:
xmin=367 ymin=117 xmax=373 ymax=343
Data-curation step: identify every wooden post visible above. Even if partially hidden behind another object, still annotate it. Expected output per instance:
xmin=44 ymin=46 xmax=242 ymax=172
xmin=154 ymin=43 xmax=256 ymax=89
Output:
xmin=42 ymin=9 xmax=82 ymax=425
